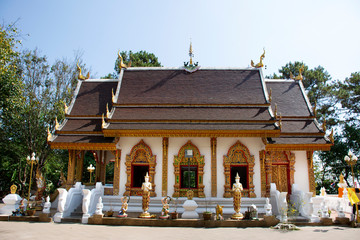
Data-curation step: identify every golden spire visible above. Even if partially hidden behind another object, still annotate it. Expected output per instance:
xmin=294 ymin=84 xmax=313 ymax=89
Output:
xmin=251 ymin=48 xmax=265 ymax=68
xmin=189 ymin=41 xmax=194 ymax=66
xmin=10 ymin=184 xmax=17 ymax=194
xmin=76 ymin=61 xmax=90 ymax=80
xmin=55 ymin=117 xmax=60 ymax=131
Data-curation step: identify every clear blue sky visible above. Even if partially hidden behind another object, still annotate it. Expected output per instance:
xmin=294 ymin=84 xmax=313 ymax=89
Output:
xmin=1 ymin=0 xmax=360 ymax=80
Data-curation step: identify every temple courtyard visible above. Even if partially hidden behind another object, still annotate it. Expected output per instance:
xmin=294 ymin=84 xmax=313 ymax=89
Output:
xmin=0 ymin=221 xmax=358 ymax=240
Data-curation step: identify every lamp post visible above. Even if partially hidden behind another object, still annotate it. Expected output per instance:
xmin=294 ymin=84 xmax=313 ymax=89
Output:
xmin=26 ymin=152 xmax=39 ymax=201
xmin=87 ymin=164 xmax=95 ymax=184
xmin=344 ymin=150 xmax=359 ymax=223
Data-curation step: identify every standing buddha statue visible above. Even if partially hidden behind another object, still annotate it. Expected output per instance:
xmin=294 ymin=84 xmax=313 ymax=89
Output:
xmin=139 ymin=172 xmax=152 ymax=218
xmin=231 ymin=173 xmax=244 ymax=219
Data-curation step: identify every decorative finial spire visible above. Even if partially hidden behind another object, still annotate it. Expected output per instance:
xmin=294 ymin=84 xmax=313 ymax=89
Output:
xmin=251 ymin=48 xmax=265 ymax=68
xmin=47 ymin=126 xmax=52 ymax=142
xmin=55 ymin=117 xmax=60 ymax=131
xmin=329 ymin=128 xmax=334 ymax=143
xmin=189 ymin=40 xmax=194 ymax=66
xmin=102 ymin=114 xmax=106 ymax=129
xmin=290 ymin=64 xmax=304 ymax=81
xmin=112 ymin=88 xmax=116 ymax=103
xmin=77 ymin=61 xmax=90 ymax=80
xmin=274 ymin=103 xmax=278 ymax=118
xmin=117 ymin=50 xmax=128 ymax=70
xmin=64 ymin=102 xmax=69 ymax=115
xmin=106 ymin=103 xmax=110 ymax=118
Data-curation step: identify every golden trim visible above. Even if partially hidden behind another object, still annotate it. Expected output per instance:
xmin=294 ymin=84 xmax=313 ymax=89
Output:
xmin=55 ymin=131 xmax=103 ymax=135
xmin=162 ymin=137 xmax=169 ymax=197
xmin=112 ymin=150 xmax=121 ymax=195
xmin=49 ymin=142 xmax=117 ymax=150
xmin=265 ymin=144 xmax=332 ymax=151
xmin=113 ymin=103 xmax=271 ymax=107
xmin=103 ymin=129 xmax=281 ymax=137
xmin=211 ymin=137 xmax=217 ymax=197
xmin=307 ymin=151 xmax=316 ymax=197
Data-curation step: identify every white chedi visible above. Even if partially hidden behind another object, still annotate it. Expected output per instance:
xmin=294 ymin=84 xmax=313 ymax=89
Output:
xmin=95 ymin=197 xmax=103 ymax=215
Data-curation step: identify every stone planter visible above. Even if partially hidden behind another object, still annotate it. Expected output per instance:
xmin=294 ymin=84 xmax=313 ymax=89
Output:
xmin=203 ymin=212 xmax=212 ymax=220
xmin=171 ymin=212 xmax=179 ymax=219
xmin=26 ymin=209 xmax=36 ymax=216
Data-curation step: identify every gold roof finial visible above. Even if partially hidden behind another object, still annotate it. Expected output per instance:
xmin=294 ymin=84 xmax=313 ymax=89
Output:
xmin=47 ymin=126 xmax=52 ymax=142
xmin=274 ymin=103 xmax=278 ymax=118
xmin=328 ymin=128 xmax=334 ymax=143
xmin=76 ymin=61 xmax=90 ymax=80
xmin=278 ymin=114 xmax=282 ymax=129
xmin=322 ymin=116 xmax=326 ymax=132
xmin=64 ymin=102 xmax=69 ymax=115
xmin=106 ymin=103 xmax=110 ymax=118
xmin=117 ymin=50 xmax=128 ymax=70
xmin=189 ymin=40 xmax=194 ymax=66
xmin=312 ymin=101 xmax=317 ymax=116
xmin=112 ymin=88 xmax=116 ymax=103
xmin=102 ymin=114 xmax=107 ymax=129
xmin=290 ymin=64 xmax=304 ymax=81
xmin=55 ymin=117 xmax=60 ymax=130
xmin=251 ymin=48 xmax=265 ymax=68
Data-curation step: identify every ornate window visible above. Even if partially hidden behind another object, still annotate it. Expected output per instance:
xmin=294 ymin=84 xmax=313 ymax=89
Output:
xmin=224 ymin=141 xmax=256 ymax=198
xmin=124 ymin=140 xmax=156 ymax=197
xmin=173 ymin=141 xmax=205 ymax=198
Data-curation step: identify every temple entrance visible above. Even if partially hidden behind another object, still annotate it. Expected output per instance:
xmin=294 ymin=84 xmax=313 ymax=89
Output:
xmin=271 ymin=164 xmax=290 ymax=193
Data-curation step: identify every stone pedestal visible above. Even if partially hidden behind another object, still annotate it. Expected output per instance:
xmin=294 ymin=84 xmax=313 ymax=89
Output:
xmin=53 ymin=212 xmax=63 ymax=223
xmin=0 ymin=194 xmax=22 ymax=216
xmin=82 ymin=213 xmax=91 ymax=224
xmin=89 ymin=214 xmax=103 ymax=224
xmin=39 ymin=213 xmax=52 ymax=222
xmin=335 ymin=217 xmax=350 ymax=225
xmin=181 ymin=200 xmax=199 ymax=219
xmin=320 ymin=217 xmax=333 ymax=226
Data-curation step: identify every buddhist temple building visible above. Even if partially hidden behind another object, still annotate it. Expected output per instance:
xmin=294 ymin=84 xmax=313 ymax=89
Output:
xmin=48 ymin=49 xmax=333 ymax=200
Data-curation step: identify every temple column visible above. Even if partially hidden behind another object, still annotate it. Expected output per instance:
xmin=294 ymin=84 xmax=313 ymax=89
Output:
xmin=265 ymin=151 xmax=273 ymax=197
xmin=66 ymin=150 xmax=76 ymax=190
xmin=162 ymin=137 xmax=168 ymax=197
xmin=307 ymin=151 xmax=316 ymax=196
xmin=99 ymin=151 xmax=106 ymax=184
xmin=75 ymin=150 xmax=84 ymax=183
xmin=211 ymin=137 xmax=217 ymax=197
xmin=113 ymin=150 xmax=121 ymax=195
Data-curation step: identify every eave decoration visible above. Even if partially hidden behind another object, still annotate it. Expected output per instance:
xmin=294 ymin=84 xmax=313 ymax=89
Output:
xmin=124 ymin=140 xmax=156 ymax=197
xmin=251 ymin=48 xmax=265 ymax=68
xmin=223 ymin=141 xmax=256 ymax=198
xmin=173 ymin=141 xmax=205 ymax=198
xmin=117 ymin=51 xmax=128 ymax=70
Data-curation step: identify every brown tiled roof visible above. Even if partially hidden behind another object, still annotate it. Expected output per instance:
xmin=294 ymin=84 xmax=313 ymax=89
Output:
xmin=268 ymin=136 xmax=328 ymax=145
xmin=118 ymin=69 xmax=267 ymax=105
xmin=70 ymin=81 xmax=117 ymax=116
xmin=58 ymin=119 xmax=102 ymax=132
xmin=266 ymin=80 xmax=311 ymax=117
xmin=280 ymin=120 xmax=322 ymax=133
xmin=110 ymin=106 xmax=272 ymax=121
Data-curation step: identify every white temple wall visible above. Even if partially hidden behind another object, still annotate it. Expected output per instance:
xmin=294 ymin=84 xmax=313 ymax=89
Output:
xmin=216 ymin=137 xmax=265 ymax=198
xmin=117 ymin=137 xmax=163 ymax=196
xmin=293 ymin=150 xmax=310 ymax=193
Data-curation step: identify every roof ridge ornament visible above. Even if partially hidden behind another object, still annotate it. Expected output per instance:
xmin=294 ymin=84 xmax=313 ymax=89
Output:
xmin=55 ymin=117 xmax=60 ymax=131
xmin=64 ymin=102 xmax=69 ymax=115
xmin=117 ymin=51 xmax=128 ymax=70
xmin=77 ymin=61 xmax=90 ymax=80
xmin=47 ymin=126 xmax=53 ymax=142
xmin=106 ymin=103 xmax=111 ymax=118
xmin=184 ymin=40 xmax=200 ymax=73
xmin=327 ymin=128 xmax=334 ymax=143
xmin=290 ymin=64 xmax=304 ymax=81
xmin=251 ymin=48 xmax=265 ymax=68
xmin=112 ymin=88 xmax=116 ymax=103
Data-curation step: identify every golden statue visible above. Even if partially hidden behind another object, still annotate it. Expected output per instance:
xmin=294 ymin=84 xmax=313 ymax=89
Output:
xmin=251 ymin=49 xmax=265 ymax=68
xmin=76 ymin=62 xmax=90 ymax=80
xmin=139 ymin=172 xmax=152 ymax=218
xmin=215 ymin=204 xmax=224 ymax=220
xmin=290 ymin=64 xmax=304 ymax=81
xmin=231 ymin=173 xmax=244 ymax=219
xmin=117 ymin=51 xmax=128 ymax=70
xmin=117 ymin=196 xmax=129 ymax=217
xmin=159 ymin=196 xmax=170 ymax=219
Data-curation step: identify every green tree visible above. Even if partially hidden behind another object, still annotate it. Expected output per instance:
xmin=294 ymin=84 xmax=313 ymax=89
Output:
xmin=114 ymin=50 xmax=162 ymax=74
xmin=336 ymin=72 xmax=360 ymax=118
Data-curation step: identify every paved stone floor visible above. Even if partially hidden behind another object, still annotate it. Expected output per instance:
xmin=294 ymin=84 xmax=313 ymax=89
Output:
xmin=0 ymin=221 xmax=359 ymax=240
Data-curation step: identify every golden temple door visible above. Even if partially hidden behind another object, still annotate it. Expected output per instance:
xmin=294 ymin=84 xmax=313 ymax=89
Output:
xmin=271 ymin=164 xmax=290 ymax=193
